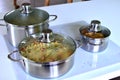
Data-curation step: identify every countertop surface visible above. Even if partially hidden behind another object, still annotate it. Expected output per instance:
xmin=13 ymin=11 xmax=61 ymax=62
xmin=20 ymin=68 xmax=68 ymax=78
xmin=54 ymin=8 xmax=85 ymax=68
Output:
xmin=0 ymin=0 xmax=120 ymax=80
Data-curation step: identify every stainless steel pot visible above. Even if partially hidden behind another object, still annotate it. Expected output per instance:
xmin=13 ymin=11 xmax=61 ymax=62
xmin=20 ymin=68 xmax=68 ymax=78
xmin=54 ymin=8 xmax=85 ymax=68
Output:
xmin=79 ymin=20 xmax=111 ymax=53
xmin=0 ymin=3 xmax=57 ymax=47
xmin=8 ymin=30 xmax=77 ymax=79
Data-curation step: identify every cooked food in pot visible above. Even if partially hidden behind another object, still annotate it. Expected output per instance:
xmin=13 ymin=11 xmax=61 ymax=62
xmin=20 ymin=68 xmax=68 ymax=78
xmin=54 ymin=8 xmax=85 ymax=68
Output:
xmin=19 ymin=34 xmax=75 ymax=63
xmin=81 ymin=29 xmax=104 ymax=38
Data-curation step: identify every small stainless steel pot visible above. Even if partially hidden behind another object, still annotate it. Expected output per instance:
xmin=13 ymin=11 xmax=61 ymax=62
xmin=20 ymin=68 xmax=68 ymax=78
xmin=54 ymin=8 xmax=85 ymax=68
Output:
xmin=79 ymin=20 xmax=111 ymax=53
xmin=8 ymin=30 xmax=77 ymax=79
xmin=0 ymin=3 xmax=57 ymax=47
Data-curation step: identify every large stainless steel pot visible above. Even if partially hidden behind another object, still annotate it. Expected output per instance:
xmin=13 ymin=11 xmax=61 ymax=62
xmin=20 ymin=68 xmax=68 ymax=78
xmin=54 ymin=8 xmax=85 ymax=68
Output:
xmin=79 ymin=20 xmax=111 ymax=53
xmin=0 ymin=3 xmax=57 ymax=47
xmin=8 ymin=29 xmax=77 ymax=79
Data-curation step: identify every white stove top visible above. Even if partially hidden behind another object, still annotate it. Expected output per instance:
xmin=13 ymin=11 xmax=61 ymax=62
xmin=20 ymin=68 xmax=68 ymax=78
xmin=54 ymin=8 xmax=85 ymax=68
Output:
xmin=1 ymin=21 xmax=120 ymax=80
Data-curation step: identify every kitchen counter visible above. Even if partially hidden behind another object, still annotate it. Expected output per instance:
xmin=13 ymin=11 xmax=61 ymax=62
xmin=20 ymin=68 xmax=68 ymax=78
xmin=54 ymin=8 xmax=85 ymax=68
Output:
xmin=0 ymin=0 xmax=120 ymax=80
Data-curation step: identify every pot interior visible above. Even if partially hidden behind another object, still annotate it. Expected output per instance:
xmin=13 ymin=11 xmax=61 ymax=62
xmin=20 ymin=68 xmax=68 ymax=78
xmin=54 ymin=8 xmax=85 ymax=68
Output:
xmin=80 ymin=26 xmax=111 ymax=39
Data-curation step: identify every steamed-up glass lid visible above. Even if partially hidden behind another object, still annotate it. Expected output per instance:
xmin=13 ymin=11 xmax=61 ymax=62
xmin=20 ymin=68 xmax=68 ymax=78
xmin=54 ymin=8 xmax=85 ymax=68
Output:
xmin=18 ymin=29 xmax=76 ymax=63
xmin=80 ymin=20 xmax=111 ymax=38
xmin=4 ymin=3 xmax=49 ymax=26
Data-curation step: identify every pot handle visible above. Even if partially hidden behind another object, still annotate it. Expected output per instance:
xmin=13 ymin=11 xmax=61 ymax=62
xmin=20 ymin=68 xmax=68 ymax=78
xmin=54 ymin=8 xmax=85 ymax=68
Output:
xmin=75 ymin=39 xmax=82 ymax=48
xmin=48 ymin=15 xmax=57 ymax=22
xmin=8 ymin=50 xmax=22 ymax=62
xmin=0 ymin=19 xmax=6 ymax=26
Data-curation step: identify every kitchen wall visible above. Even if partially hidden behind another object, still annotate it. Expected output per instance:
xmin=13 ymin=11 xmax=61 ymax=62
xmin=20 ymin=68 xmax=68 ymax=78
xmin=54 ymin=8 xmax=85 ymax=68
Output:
xmin=23 ymin=0 xmax=88 ymax=6
xmin=0 ymin=0 xmax=88 ymax=14
xmin=30 ymin=0 xmax=82 ymax=7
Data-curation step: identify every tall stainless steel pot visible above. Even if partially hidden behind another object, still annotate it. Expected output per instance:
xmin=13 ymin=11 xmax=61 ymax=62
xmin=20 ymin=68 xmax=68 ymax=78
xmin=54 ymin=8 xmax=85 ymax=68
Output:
xmin=0 ymin=3 xmax=57 ymax=47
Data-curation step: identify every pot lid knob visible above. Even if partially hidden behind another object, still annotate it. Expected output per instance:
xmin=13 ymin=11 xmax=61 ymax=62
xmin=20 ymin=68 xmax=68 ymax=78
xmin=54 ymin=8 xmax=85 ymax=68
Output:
xmin=21 ymin=3 xmax=32 ymax=14
xmin=89 ymin=20 xmax=101 ymax=32
xmin=40 ymin=29 xmax=54 ymax=43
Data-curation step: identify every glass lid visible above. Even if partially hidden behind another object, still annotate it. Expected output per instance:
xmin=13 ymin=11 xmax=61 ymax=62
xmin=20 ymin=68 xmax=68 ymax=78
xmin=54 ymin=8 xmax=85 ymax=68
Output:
xmin=18 ymin=29 xmax=76 ymax=63
xmin=80 ymin=20 xmax=111 ymax=38
xmin=4 ymin=3 xmax=49 ymax=26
